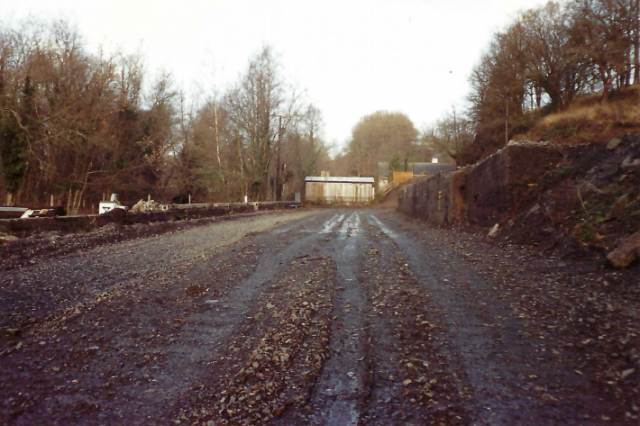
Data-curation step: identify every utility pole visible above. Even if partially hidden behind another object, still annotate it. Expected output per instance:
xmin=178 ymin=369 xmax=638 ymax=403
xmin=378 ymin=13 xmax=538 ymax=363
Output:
xmin=275 ymin=115 xmax=284 ymax=201
xmin=213 ymin=100 xmax=228 ymax=200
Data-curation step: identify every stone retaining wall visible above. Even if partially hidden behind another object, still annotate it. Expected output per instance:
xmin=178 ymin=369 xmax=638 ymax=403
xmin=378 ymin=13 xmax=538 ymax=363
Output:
xmin=398 ymin=143 xmax=563 ymax=226
xmin=398 ymin=170 xmax=468 ymax=225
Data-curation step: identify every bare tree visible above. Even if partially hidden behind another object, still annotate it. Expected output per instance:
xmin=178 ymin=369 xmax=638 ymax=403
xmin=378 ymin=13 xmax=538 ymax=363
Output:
xmin=421 ymin=107 xmax=474 ymax=162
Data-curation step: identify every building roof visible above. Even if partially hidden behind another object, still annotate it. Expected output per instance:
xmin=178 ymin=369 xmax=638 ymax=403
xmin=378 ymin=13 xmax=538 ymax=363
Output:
xmin=377 ymin=162 xmax=456 ymax=179
xmin=305 ymin=176 xmax=375 ymax=184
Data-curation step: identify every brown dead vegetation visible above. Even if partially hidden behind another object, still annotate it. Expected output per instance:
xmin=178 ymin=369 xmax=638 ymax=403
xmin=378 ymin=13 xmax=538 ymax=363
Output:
xmin=521 ymin=87 xmax=640 ymax=145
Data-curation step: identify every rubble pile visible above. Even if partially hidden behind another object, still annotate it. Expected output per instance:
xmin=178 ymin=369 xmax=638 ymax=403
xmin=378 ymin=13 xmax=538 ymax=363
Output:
xmin=130 ymin=199 xmax=160 ymax=213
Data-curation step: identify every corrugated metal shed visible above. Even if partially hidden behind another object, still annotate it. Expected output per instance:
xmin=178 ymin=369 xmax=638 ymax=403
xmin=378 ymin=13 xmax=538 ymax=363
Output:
xmin=305 ymin=176 xmax=375 ymax=204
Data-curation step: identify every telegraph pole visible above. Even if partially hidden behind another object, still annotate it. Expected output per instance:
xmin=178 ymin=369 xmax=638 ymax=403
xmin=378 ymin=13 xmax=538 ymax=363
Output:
xmin=275 ymin=115 xmax=284 ymax=201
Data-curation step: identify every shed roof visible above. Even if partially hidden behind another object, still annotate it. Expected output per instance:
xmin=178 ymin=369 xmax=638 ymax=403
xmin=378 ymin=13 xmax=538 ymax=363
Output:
xmin=305 ymin=176 xmax=375 ymax=184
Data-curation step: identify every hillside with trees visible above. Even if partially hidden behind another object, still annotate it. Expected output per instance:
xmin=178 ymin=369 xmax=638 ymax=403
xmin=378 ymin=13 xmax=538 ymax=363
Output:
xmin=422 ymin=0 xmax=640 ymax=166
xmin=0 ymin=19 xmax=330 ymax=211
xmin=3 ymin=0 xmax=640 ymax=210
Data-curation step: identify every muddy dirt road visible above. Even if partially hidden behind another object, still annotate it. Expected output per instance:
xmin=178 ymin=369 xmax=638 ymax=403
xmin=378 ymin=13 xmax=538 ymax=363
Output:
xmin=1 ymin=209 xmax=638 ymax=425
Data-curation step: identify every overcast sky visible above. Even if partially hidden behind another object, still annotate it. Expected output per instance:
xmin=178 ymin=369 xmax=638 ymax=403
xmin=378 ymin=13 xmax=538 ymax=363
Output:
xmin=1 ymin=0 xmax=548 ymax=150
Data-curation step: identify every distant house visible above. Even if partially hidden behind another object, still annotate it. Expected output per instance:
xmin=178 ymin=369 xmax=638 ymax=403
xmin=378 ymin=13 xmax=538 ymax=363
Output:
xmin=304 ymin=173 xmax=375 ymax=204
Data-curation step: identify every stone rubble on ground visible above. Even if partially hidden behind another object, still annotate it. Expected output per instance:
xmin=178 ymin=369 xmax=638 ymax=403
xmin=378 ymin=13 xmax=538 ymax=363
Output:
xmin=0 ymin=235 xmax=19 ymax=243
xmin=607 ymin=231 xmax=640 ymax=268
xmin=487 ymin=223 xmax=500 ymax=240
xmin=621 ymin=155 xmax=640 ymax=169
xmin=607 ymin=137 xmax=622 ymax=150
xmin=131 ymin=199 xmax=160 ymax=212
xmin=605 ymin=195 xmax=629 ymax=221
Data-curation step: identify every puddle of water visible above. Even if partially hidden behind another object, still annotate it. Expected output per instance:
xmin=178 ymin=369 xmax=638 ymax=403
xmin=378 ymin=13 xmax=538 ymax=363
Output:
xmin=339 ymin=213 xmax=361 ymax=240
xmin=321 ymin=213 xmax=344 ymax=234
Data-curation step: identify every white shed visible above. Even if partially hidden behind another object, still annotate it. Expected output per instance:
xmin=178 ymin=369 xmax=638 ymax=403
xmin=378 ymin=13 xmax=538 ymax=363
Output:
xmin=304 ymin=176 xmax=375 ymax=204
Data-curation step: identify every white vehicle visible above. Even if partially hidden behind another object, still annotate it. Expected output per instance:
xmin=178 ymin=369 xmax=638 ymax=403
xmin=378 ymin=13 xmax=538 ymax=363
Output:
xmin=98 ymin=193 xmax=128 ymax=214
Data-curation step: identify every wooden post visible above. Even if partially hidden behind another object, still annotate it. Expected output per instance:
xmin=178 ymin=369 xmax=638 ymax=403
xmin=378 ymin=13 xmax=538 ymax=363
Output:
xmin=67 ymin=187 xmax=72 ymax=217
xmin=188 ymin=194 xmax=191 ymax=204
xmin=50 ymin=194 xmax=54 ymax=207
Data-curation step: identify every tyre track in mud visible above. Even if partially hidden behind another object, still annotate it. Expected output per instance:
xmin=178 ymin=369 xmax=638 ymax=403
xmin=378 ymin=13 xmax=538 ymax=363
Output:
xmin=0 ymin=210 xmax=331 ymax=425
xmin=303 ymin=212 xmax=368 ymax=426
xmin=366 ymin=210 xmax=620 ymax=426
xmin=0 ymin=211 xmax=318 ymax=351
xmin=279 ymin=211 xmax=471 ymax=425
xmin=357 ymin=216 xmax=470 ymax=425
xmin=2 ymin=208 xmax=631 ymax=425
xmin=174 ymin=212 xmax=357 ymax=425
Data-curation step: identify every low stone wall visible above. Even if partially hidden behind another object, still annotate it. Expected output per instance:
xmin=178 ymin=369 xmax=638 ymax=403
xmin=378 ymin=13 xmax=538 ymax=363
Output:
xmin=0 ymin=202 xmax=298 ymax=236
xmin=398 ymin=170 xmax=468 ymax=225
xmin=398 ymin=142 xmax=563 ymax=226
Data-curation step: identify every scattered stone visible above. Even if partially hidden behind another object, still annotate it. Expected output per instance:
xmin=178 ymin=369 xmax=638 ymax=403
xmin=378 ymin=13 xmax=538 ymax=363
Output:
xmin=185 ymin=284 xmax=204 ymax=296
xmin=607 ymin=138 xmax=622 ymax=150
xmin=579 ymin=182 xmax=605 ymax=195
xmin=487 ymin=224 xmax=499 ymax=240
xmin=5 ymin=328 xmax=20 ymax=337
xmin=605 ymin=195 xmax=629 ymax=221
xmin=607 ymin=232 xmax=640 ymax=269
xmin=621 ymin=156 xmax=640 ymax=169
xmin=621 ymin=369 xmax=635 ymax=380
xmin=0 ymin=235 xmax=19 ymax=243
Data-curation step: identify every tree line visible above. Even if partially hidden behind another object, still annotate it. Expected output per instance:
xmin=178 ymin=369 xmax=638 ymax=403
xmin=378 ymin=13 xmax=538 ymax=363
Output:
xmin=330 ymin=111 xmax=426 ymax=178
xmin=4 ymin=1 xmax=635 ymax=208
xmin=422 ymin=0 xmax=640 ymax=165
xmin=0 ymin=18 xmax=330 ymax=211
